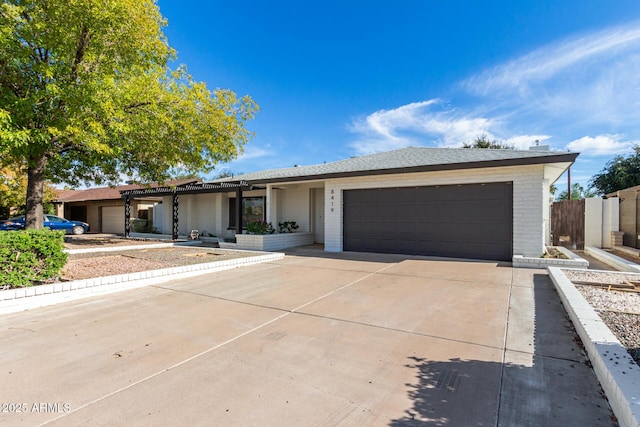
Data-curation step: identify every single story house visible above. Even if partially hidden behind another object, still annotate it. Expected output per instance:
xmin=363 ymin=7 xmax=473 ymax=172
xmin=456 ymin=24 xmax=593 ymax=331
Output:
xmin=122 ymin=147 xmax=577 ymax=262
xmin=54 ymin=179 xmax=199 ymax=233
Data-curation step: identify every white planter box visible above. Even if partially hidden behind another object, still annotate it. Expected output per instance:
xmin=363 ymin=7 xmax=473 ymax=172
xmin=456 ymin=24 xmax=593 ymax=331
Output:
xmin=235 ymin=232 xmax=314 ymax=251
xmin=199 ymin=236 xmax=221 ymax=244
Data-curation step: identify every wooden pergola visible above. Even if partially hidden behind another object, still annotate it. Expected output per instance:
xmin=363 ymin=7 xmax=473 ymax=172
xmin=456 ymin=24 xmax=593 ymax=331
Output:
xmin=120 ymin=181 xmax=256 ymax=240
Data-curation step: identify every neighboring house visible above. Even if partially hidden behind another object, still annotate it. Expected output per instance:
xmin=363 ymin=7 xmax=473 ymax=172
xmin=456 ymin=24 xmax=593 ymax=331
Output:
xmin=54 ymin=179 xmax=199 ymax=234
xmin=122 ymin=147 xmax=576 ymax=262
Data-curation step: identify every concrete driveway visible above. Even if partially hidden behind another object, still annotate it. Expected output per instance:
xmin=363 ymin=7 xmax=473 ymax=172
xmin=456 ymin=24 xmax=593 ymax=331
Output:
xmin=1 ymin=250 xmax=615 ymax=426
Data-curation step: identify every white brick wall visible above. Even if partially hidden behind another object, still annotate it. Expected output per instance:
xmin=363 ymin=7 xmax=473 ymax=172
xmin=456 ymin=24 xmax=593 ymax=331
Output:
xmin=236 ymin=232 xmax=314 ymax=251
xmin=324 ymin=164 xmax=546 ymax=257
xmin=279 ymin=185 xmax=311 ymax=232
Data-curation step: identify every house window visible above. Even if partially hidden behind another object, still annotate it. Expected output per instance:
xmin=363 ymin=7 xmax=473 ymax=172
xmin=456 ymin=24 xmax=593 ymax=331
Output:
xmin=229 ymin=197 xmax=265 ymax=228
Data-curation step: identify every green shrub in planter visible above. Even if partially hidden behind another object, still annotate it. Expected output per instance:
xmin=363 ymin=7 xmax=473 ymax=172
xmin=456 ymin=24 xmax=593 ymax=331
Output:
xmin=278 ymin=221 xmax=299 ymax=233
xmin=246 ymin=221 xmax=275 ymax=235
xmin=0 ymin=229 xmax=68 ymax=288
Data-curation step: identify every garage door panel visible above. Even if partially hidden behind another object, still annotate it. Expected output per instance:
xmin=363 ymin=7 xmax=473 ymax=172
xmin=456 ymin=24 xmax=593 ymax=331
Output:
xmin=414 ymin=240 xmax=438 ymax=253
xmin=482 ymin=223 xmax=510 ymax=238
xmin=102 ymin=206 xmax=125 ymax=234
xmin=397 ymin=241 xmax=418 ymax=253
xmin=343 ymin=182 xmax=512 ymax=261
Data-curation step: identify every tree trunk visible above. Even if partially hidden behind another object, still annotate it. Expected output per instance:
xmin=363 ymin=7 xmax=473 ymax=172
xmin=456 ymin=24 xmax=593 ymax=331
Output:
xmin=25 ymin=153 xmax=47 ymax=229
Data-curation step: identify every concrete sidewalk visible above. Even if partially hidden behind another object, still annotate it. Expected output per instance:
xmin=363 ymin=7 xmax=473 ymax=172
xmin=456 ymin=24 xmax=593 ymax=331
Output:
xmin=0 ymin=253 xmax=615 ymax=426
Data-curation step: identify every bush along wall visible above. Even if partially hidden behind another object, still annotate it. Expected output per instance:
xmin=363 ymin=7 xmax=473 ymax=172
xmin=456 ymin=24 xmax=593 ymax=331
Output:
xmin=0 ymin=229 xmax=68 ymax=288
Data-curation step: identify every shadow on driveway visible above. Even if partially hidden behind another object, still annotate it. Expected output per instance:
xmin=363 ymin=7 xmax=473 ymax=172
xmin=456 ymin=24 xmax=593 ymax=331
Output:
xmin=389 ymin=273 xmax=617 ymax=426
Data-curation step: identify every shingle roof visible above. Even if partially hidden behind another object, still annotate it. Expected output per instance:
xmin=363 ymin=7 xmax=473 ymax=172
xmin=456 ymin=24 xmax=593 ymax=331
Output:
xmin=53 ymin=179 xmax=200 ymax=202
xmin=213 ymin=146 xmax=577 ymax=184
xmin=54 ymin=189 xmax=80 ymax=201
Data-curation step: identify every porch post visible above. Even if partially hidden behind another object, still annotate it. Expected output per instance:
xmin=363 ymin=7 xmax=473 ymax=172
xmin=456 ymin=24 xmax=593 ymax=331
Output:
xmin=265 ymin=184 xmax=272 ymax=224
xmin=172 ymin=191 xmax=179 ymax=240
xmin=124 ymin=196 xmax=131 ymax=239
xmin=235 ymin=186 xmax=242 ymax=235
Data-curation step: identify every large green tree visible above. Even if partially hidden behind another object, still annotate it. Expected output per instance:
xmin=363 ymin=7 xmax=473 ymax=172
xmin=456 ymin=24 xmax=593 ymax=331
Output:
xmin=0 ymin=0 xmax=258 ymax=229
xmin=0 ymin=164 xmax=57 ymax=218
xmin=589 ymin=145 xmax=640 ymax=195
xmin=463 ymin=134 xmax=514 ymax=149
xmin=556 ymin=183 xmax=596 ymax=201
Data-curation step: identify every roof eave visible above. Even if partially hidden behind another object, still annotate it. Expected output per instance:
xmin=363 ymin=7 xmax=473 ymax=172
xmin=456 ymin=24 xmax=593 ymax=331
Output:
xmin=246 ymin=153 xmax=580 ymax=185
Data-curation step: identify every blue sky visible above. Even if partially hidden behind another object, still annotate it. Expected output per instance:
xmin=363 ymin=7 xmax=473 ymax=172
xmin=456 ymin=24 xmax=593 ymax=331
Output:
xmin=157 ymin=0 xmax=640 ymax=193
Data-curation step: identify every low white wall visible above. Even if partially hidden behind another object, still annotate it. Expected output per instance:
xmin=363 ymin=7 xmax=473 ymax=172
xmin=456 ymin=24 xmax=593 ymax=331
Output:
xmin=512 ymin=246 xmax=588 ymax=269
xmin=585 ymin=247 xmax=640 ymax=273
xmin=584 ymin=197 xmax=619 ymax=249
xmin=236 ymin=232 xmax=314 ymax=251
xmin=585 ymin=198 xmax=603 ymax=248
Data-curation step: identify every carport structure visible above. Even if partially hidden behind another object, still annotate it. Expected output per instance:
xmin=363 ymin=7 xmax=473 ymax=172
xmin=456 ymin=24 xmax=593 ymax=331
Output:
xmin=120 ymin=181 xmax=257 ymax=239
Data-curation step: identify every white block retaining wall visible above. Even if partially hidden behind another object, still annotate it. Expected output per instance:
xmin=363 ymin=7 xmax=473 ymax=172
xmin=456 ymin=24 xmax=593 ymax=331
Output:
xmin=235 ymin=232 xmax=314 ymax=251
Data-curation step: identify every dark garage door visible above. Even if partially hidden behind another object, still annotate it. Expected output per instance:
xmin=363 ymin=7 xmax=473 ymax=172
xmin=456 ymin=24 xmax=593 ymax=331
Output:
xmin=343 ymin=182 xmax=513 ymax=261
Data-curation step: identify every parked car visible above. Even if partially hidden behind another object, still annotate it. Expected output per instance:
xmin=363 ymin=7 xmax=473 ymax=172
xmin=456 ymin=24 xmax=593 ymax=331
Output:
xmin=0 ymin=215 xmax=89 ymax=234
xmin=0 ymin=217 xmax=23 ymax=231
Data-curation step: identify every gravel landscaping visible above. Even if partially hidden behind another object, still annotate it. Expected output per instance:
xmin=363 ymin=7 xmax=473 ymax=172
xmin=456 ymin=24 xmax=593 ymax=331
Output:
xmin=61 ymin=243 xmax=266 ymax=281
xmin=562 ymin=269 xmax=640 ymax=367
xmin=63 ymin=235 xmax=165 ymax=249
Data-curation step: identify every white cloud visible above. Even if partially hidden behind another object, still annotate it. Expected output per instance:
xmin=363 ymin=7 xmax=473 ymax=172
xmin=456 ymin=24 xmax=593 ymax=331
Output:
xmin=456 ymin=21 xmax=640 ymax=140
xmin=464 ymin=21 xmax=640 ymax=96
xmin=349 ymin=21 xmax=640 ymax=160
xmin=236 ymin=144 xmax=270 ymax=160
xmin=348 ymin=99 xmax=555 ymax=153
xmin=349 ymin=99 xmax=500 ymax=154
xmin=566 ymin=135 xmax=635 ymax=155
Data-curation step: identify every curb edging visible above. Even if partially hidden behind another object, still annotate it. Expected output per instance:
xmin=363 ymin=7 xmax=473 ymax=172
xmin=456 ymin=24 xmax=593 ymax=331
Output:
xmin=585 ymin=247 xmax=640 ymax=273
xmin=547 ymin=266 xmax=640 ymax=427
xmin=0 ymin=252 xmax=284 ymax=315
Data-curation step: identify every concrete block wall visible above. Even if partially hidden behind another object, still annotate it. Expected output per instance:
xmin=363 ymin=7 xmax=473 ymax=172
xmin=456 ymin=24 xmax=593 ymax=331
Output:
xmin=584 ymin=197 xmax=620 ymax=249
xmin=618 ymin=189 xmax=637 ymax=247
xmin=603 ymin=197 xmax=619 ymax=248
xmin=324 ymin=164 xmax=547 ymax=257
xmin=585 ymin=197 xmax=604 ymax=248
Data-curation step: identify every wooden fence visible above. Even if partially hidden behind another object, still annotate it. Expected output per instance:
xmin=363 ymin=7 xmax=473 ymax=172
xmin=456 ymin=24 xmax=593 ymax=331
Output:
xmin=551 ymin=199 xmax=585 ymax=250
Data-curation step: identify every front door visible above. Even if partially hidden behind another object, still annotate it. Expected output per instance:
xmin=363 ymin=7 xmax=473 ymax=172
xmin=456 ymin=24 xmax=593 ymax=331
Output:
xmin=313 ymin=188 xmax=325 ymax=244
